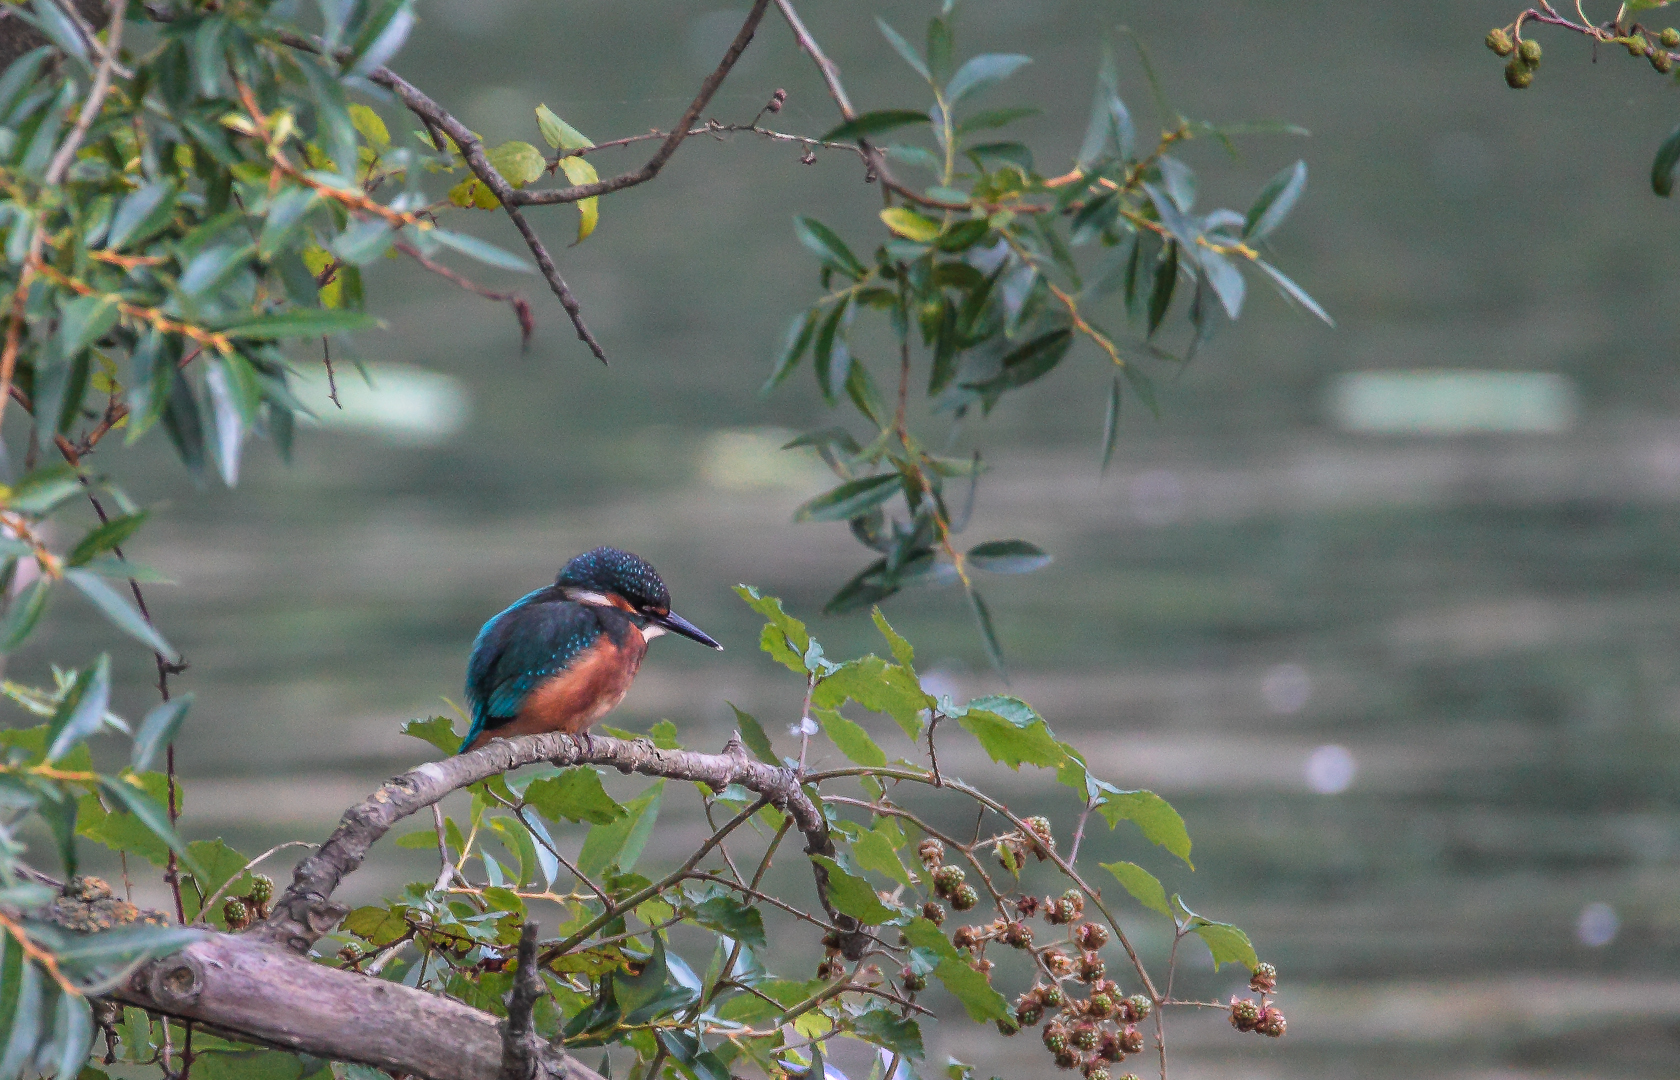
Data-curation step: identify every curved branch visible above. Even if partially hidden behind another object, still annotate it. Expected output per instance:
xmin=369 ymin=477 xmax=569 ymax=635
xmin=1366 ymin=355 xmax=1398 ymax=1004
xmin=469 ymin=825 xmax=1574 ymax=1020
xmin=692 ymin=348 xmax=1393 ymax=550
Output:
xmin=252 ymin=731 xmax=868 ymax=959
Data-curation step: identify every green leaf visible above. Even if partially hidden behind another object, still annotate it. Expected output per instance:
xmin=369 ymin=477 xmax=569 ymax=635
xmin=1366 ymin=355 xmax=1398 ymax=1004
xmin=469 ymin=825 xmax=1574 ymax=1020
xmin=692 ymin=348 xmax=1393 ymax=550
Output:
xmin=1182 ymin=907 xmax=1258 ymax=972
xmin=872 ymin=608 xmax=916 ymax=671
xmin=729 ymin=703 xmax=779 ymax=765
xmin=342 ymin=905 xmax=409 ymax=947
xmin=349 ymin=103 xmax=390 ymax=148
xmin=945 ymin=54 xmax=1032 ymax=107
xmin=967 ymin=587 xmax=1007 ymax=680
xmin=55 ymin=295 xmax=119 ymax=358
xmin=809 ymin=655 xmax=930 ymax=741
xmin=820 ymin=110 xmax=931 ymax=143
xmin=880 ymin=207 xmax=942 ymax=243
xmin=932 ymin=956 xmax=1009 ymax=1022
xmin=955 ymin=696 xmax=1062 ymax=769
xmin=132 ymin=695 xmax=192 ymax=773
xmin=524 ymin=768 xmax=627 ymax=825
xmin=1244 ymin=159 xmax=1307 ymax=240
xmin=793 ymin=473 xmax=900 ymax=523
xmin=0 ymin=578 xmax=52 ymax=650
xmin=733 ymin=585 xmax=811 ymax=654
xmin=104 ymin=181 xmax=177 ymax=252
xmin=77 ymin=772 xmax=172 ymax=865
xmin=810 ymin=856 xmax=898 ymax=924
xmin=876 ymin=18 xmax=931 ymax=81
xmin=612 ymin=933 xmax=670 ymax=1015
xmin=68 ymin=511 xmax=148 ymax=567
xmin=690 ymin=895 xmax=766 ymax=949
xmin=1146 ymin=241 xmax=1178 ymax=337
xmin=0 ymin=943 xmax=42 ymax=1080
xmin=966 ymin=539 xmax=1051 ymax=574
xmin=535 ymin=105 xmax=593 ymax=151
xmin=793 ymin=217 xmax=866 ymax=279
xmin=486 ymin=140 xmax=545 ymax=187
xmin=926 ymin=15 xmax=953 ymax=84
xmin=428 ymin=228 xmax=534 ymax=273
xmin=1100 ymin=375 xmax=1122 ymax=474
xmin=6 ymin=465 xmax=81 ymax=514
xmin=46 ymin=655 xmax=110 ymax=763
xmin=65 ymin=569 xmax=177 ymax=659
xmin=97 ymin=776 xmax=201 ymax=875
xmin=1254 ymin=259 xmax=1333 ymax=326
xmin=577 ymin=781 xmax=662 ymax=876
xmin=762 ymin=310 xmax=818 ymax=395
xmin=223 ymin=309 xmax=379 ymax=340
xmin=1095 ymin=790 xmax=1193 ymax=867
xmin=402 ymin=715 xmax=459 ymax=755
xmin=182 ymin=838 xmax=252 ymax=921
xmin=1198 ymin=248 xmax=1246 ymax=320
xmin=854 ymin=1008 xmax=924 ymax=1060
xmin=956 ymin=106 xmax=1039 ymax=135
xmin=818 ymin=709 xmax=886 ymax=767
xmin=1102 ymin=860 xmax=1170 ymax=915
xmin=966 ymin=328 xmax=1072 ymax=398
xmin=850 ymin=824 xmax=913 ymax=887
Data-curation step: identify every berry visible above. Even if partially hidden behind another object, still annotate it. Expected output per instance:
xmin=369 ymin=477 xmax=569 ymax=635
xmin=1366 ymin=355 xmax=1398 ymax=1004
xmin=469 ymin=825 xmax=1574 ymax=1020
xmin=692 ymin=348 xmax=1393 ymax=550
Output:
xmin=222 ymin=898 xmax=249 ymax=929
xmin=1053 ymin=1049 xmax=1080 ymax=1071
xmin=917 ymin=838 xmax=945 ymax=869
xmin=996 ymin=1016 xmax=1021 ymax=1036
xmin=1015 ymin=895 xmax=1042 ymax=918
xmin=1016 ymin=1001 xmax=1044 ymax=1026
xmin=1086 ymin=992 xmax=1114 ymax=1018
xmin=1077 ymin=951 xmax=1105 ymax=983
xmin=1628 ymin=34 xmax=1650 ymax=56
xmin=951 ymin=883 xmax=979 ymax=911
xmin=1023 ymin=815 xmax=1056 ymax=859
xmin=1249 ymin=962 xmax=1277 ymax=994
xmin=1504 ymin=56 xmax=1534 ymax=88
xmin=1061 ymin=889 xmax=1086 ymax=916
xmin=1044 ymin=949 xmax=1074 ymax=978
xmin=248 ymin=874 xmax=274 ymax=904
xmin=1517 ymin=38 xmax=1542 ymax=65
xmin=953 ymin=925 xmax=981 ymax=949
xmin=1664 ymin=27 xmax=1680 ymax=48
xmin=922 ymin=901 xmax=947 ymax=926
xmin=1485 ymin=27 xmax=1515 ymax=55
xmin=1083 ymin=1066 xmax=1109 ymax=1080
xmin=1120 ymin=1025 xmax=1144 ymax=1054
xmin=1071 ymin=1023 xmax=1099 ymax=1051
xmin=1042 ymin=1022 xmax=1068 ymax=1053
xmin=1126 ymin=994 xmax=1152 ymax=1021
xmin=973 ymin=957 xmax=995 ymax=974
xmin=900 ymin=966 xmax=926 ymax=993
xmin=821 ymin=930 xmax=842 ymax=950
xmin=1229 ymin=997 xmax=1261 ymax=1032
xmin=932 ymin=864 xmax=965 ymax=896
xmin=1075 ymin=922 xmax=1109 ymax=950
xmin=1256 ymin=1006 xmax=1287 ymax=1038
xmin=1004 ymin=921 xmax=1034 ymax=948
xmin=767 ymin=88 xmax=787 ymax=114
xmin=1097 ymin=1032 xmax=1123 ymax=1062
xmin=1654 ymin=49 xmax=1674 ymax=73
xmin=1038 ymin=983 xmax=1065 ymax=1009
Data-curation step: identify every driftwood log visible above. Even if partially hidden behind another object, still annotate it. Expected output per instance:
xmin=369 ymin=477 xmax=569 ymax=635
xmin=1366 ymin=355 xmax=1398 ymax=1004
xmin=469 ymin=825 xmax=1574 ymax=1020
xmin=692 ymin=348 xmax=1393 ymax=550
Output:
xmin=102 ymin=732 xmax=861 ymax=1080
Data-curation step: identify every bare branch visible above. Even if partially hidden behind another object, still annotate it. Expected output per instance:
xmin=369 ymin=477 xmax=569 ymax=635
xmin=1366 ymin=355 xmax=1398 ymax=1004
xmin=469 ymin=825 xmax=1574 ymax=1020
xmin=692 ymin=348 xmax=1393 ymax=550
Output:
xmin=499 ymin=922 xmax=543 ymax=1080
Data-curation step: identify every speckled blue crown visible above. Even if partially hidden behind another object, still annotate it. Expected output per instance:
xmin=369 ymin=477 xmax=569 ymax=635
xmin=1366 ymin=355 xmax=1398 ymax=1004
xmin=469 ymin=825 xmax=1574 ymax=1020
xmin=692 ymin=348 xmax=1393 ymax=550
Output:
xmin=557 ymin=547 xmax=670 ymax=612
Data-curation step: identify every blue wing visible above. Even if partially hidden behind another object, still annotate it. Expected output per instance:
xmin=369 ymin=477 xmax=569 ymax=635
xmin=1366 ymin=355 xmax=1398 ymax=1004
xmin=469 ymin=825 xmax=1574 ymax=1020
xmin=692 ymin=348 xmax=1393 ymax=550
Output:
xmin=461 ymin=590 xmax=602 ymax=752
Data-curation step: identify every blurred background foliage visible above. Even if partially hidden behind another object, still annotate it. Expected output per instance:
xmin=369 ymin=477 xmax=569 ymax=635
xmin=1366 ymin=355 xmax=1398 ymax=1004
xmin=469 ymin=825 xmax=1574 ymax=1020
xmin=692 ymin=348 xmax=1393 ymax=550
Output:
xmin=4 ymin=0 xmax=1680 ymax=1078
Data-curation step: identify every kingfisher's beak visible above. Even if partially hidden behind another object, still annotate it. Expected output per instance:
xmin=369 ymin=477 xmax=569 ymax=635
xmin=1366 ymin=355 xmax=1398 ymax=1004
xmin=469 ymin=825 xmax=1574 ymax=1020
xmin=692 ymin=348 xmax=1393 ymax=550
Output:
xmin=654 ymin=610 xmax=724 ymax=650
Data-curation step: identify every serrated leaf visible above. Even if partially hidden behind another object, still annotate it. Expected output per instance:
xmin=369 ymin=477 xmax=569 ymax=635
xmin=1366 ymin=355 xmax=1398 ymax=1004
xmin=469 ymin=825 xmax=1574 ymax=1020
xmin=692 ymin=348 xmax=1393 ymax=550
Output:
xmin=402 ymin=714 xmax=459 ymax=755
xmin=690 ymin=895 xmax=766 ymax=949
xmin=131 ymin=695 xmax=192 ymax=773
xmin=850 ymin=824 xmax=912 ymax=888
xmin=818 ymin=709 xmax=886 ymax=767
xmin=1102 ymin=860 xmax=1170 ymax=915
xmin=854 ymin=1008 xmax=924 ymax=1060
xmin=1095 ymin=789 xmax=1192 ymax=867
xmin=524 ymin=768 xmax=626 ymax=825
xmin=1186 ymin=913 xmax=1257 ymax=972
xmin=1244 ymin=159 xmax=1306 ymax=240
xmin=727 ymin=703 xmax=779 ymax=765
xmin=872 ymin=607 xmax=915 ymax=671
xmin=955 ymin=698 xmax=1061 ymax=769
xmin=65 ymin=569 xmax=176 ymax=659
xmin=734 ymin=585 xmax=811 ymax=653
xmin=810 ymin=856 xmax=898 ymax=924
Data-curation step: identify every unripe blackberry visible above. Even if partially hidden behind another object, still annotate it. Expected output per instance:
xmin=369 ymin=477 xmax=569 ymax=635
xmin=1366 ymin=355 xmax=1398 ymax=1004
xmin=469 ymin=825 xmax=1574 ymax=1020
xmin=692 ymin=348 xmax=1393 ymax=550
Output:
xmin=1023 ymin=815 xmax=1055 ymax=858
xmin=1083 ymin=1065 xmax=1109 ymax=1080
xmin=922 ymin=901 xmax=947 ymax=926
xmin=1071 ymin=1023 xmax=1099 ymax=1051
xmin=1097 ymin=1032 xmax=1123 ymax=1062
xmin=1044 ymin=949 xmax=1074 ymax=978
xmin=1092 ymin=978 xmax=1120 ymax=998
xmin=1053 ymin=1049 xmax=1080 ymax=1071
xmin=1015 ymin=1000 xmax=1044 ymax=1026
xmin=1118 ymin=1075 xmax=1142 ymax=1080
xmin=1126 ymin=994 xmax=1152 ymax=1020
xmin=996 ymin=1016 xmax=1021 ymax=1036
xmin=1664 ymin=27 xmax=1680 ymax=48
xmin=1015 ymin=895 xmax=1042 ymax=918
xmin=1517 ymin=38 xmax=1541 ymax=65
xmin=222 ymin=898 xmax=249 ymax=929
xmin=1229 ymin=997 xmax=1261 ymax=1032
xmin=767 ymin=88 xmax=787 ymax=114
xmin=816 ymin=957 xmax=845 ymax=980
xmin=1061 ymin=889 xmax=1086 ymax=916
xmin=248 ymin=874 xmax=274 ymax=904
xmin=1077 ymin=951 xmax=1105 ymax=983
xmin=1004 ymin=921 xmax=1034 ymax=948
xmin=1654 ymin=49 xmax=1674 ymax=73
xmin=917 ymin=838 xmax=945 ymax=869
xmin=951 ymin=883 xmax=979 ymax=911
xmin=972 ymin=957 xmax=995 ymax=974
xmin=1120 ymin=1025 xmax=1144 ymax=1054
xmin=1249 ymin=962 xmax=1277 ymax=994
xmin=932 ymin=864 xmax=965 ymax=896
xmin=900 ymin=966 xmax=926 ymax=993
xmin=1038 ymin=982 xmax=1065 ymax=1009
xmin=1628 ymin=34 xmax=1649 ymax=56
xmin=1042 ymin=1022 xmax=1069 ymax=1053
xmin=1505 ymin=56 xmax=1534 ymax=88
xmin=1044 ymin=897 xmax=1074 ymax=925
xmin=1256 ymin=1006 xmax=1287 ymax=1038
xmin=1086 ymin=992 xmax=1114 ymax=1018
xmin=953 ymin=925 xmax=981 ymax=949
xmin=336 ymin=944 xmax=362 ymax=963
xmin=1485 ymin=27 xmax=1515 ymax=55
xmin=1075 ymin=922 xmax=1109 ymax=950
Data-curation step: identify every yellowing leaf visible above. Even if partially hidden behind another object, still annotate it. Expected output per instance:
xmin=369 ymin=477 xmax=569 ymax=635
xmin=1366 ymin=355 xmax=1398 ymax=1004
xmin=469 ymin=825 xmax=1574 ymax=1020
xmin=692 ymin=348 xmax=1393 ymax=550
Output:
xmin=349 ymin=104 xmax=390 ymax=149
xmin=448 ymin=176 xmax=499 ymax=211
xmin=558 ymin=156 xmax=599 ymax=243
xmin=487 ymin=140 xmax=546 ymax=187
xmin=301 ymin=245 xmax=340 ymax=307
xmin=880 ymin=207 xmax=942 ymax=243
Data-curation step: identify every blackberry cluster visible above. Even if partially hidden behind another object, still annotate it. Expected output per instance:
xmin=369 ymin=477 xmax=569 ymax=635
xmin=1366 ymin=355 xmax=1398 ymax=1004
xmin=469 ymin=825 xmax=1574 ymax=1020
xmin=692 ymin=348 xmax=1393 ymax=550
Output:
xmin=1010 ymin=979 xmax=1154 ymax=1074
xmin=1229 ymin=963 xmax=1286 ymax=1038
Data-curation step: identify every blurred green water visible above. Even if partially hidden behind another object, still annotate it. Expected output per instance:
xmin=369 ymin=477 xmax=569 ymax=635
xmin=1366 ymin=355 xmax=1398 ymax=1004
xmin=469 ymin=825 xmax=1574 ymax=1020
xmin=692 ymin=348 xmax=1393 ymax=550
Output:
xmin=13 ymin=1 xmax=1680 ymax=1076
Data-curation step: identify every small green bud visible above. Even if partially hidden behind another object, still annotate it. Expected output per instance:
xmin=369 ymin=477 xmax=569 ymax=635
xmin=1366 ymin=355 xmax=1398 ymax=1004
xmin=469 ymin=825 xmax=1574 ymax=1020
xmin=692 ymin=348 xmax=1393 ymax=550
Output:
xmin=1654 ymin=49 xmax=1674 ymax=73
xmin=1517 ymin=38 xmax=1542 ymax=65
xmin=951 ymin=883 xmax=980 ymax=911
xmin=1505 ymin=56 xmax=1535 ymax=88
xmin=1628 ymin=34 xmax=1649 ymax=56
xmin=1663 ymin=27 xmax=1680 ymax=48
xmin=1126 ymin=993 xmax=1153 ymax=1020
xmin=1486 ymin=27 xmax=1515 ymax=56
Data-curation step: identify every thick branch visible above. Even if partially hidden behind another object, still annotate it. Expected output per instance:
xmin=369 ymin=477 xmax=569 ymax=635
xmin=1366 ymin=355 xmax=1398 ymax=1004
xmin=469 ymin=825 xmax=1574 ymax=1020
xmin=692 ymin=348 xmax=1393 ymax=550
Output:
xmin=500 ymin=922 xmax=543 ymax=1080
xmin=109 ymin=933 xmax=599 ymax=1080
xmin=251 ymin=732 xmax=866 ymax=958
xmin=507 ymin=0 xmax=772 ymax=206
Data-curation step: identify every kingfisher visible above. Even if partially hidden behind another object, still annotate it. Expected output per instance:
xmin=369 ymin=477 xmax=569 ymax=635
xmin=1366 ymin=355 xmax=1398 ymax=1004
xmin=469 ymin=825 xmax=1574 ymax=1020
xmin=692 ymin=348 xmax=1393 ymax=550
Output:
xmin=458 ymin=547 xmax=722 ymax=753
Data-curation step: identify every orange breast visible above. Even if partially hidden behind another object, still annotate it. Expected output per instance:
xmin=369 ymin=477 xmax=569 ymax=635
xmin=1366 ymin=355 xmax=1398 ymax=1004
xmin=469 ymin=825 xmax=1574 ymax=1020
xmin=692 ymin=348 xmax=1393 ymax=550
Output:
xmin=491 ymin=632 xmax=648 ymax=743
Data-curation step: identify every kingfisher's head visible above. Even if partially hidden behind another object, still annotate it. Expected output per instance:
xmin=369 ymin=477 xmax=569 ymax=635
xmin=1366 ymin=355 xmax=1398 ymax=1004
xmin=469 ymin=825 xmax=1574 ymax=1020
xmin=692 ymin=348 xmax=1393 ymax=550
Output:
xmin=556 ymin=547 xmax=722 ymax=650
